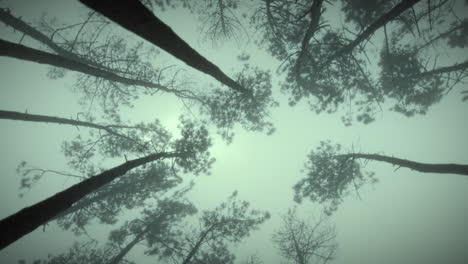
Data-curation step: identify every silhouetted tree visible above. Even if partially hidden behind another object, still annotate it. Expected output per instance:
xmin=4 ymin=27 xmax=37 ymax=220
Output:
xmin=149 ymin=191 xmax=270 ymax=264
xmin=2 ymin=110 xmax=198 ymax=234
xmin=106 ymin=199 xmax=197 ymax=264
xmin=294 ymin=141 xmax=468 ymax=215
xmin=200 ymin=64 xmax=278 ymax=142
xmin=76 ymin=0 xmax=278 ymax=137
xmin=1 ymin=7 xmax=278 ymax=139
xmin=23 ymin=117 xmax=210 ymax=233
xmin=77 ymin=0 xmax=247 ymax=94
xmin=0 ymin=8 xmax=200 ymax=119
xmin=252 ymin=0 xmax=467 ymax=124
xmin=145 ymin=0 xmax=247 ymax=45
xmin=0 ymin=118 xmax=212 ymax=249
xmin=272 ymin=207 xmax=337 ymax=264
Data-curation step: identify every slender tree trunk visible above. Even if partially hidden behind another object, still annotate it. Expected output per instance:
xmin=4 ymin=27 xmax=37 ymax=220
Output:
xmin=337 ymin=153 xmax=468 ymax=176
xmin=0 ymin=109 xmax=146 ymax=149
xmin=181 ymin=224 xmax=217 ymax=264
xmin=291 ymin=230 xmax=305 ymax=264
xmin=0 ymin=8 xmax=103 ymax=69
xmin=107 ymin=230 xmax=146 ymax=264
xmin=328 ymin=0 xmax=421 ymax=62
xmin=0 ymin=152 xmax=181 ymax=250
xmin=294 ymin=0 xmax=323 ymax=89
xmin=416 ymin=22 xmax=464 ymax=52
xmin=0 ymin=10 xmax=201 ymax=101
xmin=0 ymin=110 xmax=121 ymax=136
xmin=78 ymin=0 xmax=249 ymax=94
xmin=413 ymin=60 xmax=468 ymax=79
xmin=0 ymin=39 xmax=177 ymax=94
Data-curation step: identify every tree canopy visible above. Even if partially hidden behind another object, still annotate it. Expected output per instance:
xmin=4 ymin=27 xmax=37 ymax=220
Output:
xmin=0 ymin=0 xmax=467 ymax=263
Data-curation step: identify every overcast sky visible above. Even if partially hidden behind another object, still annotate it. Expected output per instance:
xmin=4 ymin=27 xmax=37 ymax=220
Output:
xmin=1 ymin=0 xmax=468 ymax=263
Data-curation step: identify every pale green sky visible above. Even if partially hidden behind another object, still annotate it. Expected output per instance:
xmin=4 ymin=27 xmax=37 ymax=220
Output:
xmin=1 ymin=0 xmax=468 ymax=263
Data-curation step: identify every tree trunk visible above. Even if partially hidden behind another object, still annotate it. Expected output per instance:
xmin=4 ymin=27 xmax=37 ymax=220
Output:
xmin=107 ymin=230 xmax=146 ymax=264
xmin=0 ymin=109 xmax=146 ymax=149
xmin=338 ymin=153 xmax=468 ymax=176
xmin=0 ymin=110 xmax=121 ymax=136
xmin=0 ymin=8 xmax=103 ymax=69
xmin=0 ymin=152 xmax=180 ymax=250
xmin=291 ymin=230 xmax=306 ymax=264
xmin=294 ymin=0 xmax=323 ymax=89
xmin=0 ymin=39 xmax=175 ymax=93
xmin=181 ymin=223 xmax=218 ymax=264
xmin=416 ymin=22 xmax=464 ymax=52
xmin=50 ymin=189 xmax=110 ymax=222
xmin=78 ymin=0 xmax=249 ymax=94
xmin=0 ymin=10 xmax=201 ymax=101
xmin=413 ymin=60 xmax=468 ymax=79
xmin=328 ymin=0 xmax=421 ymax=62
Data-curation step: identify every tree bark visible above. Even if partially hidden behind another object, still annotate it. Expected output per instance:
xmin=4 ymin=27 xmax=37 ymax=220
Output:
xmin=0 ymin=8 xmax=102 ymax=69
xmin=328 ymin=0 xmax=421 ymax=62
xmin=0 ymin=9 xmax=202 ymax=101
xmin=0 ymin=110 xmax=121 ymax=137
xmin=181 ymin=223 xmax=218 ymax=264
xmin=0 ymin=39 xmax=180 ymax=94
xmin=77 ymin=0 xmax=249 ymax=94
xmin=50 ymin=188 xmax=111 ymax=222
xmin=0 ymin=152 xmax=180 ymax=250
xmin=0 ymin=109 xmax=146 ymax=149
xmin=416 ymin=22 xmax=464 ymax=52
xmin=413 ymin=60 xmax=468 ymax=79
xmin=294 ymin=0 xmax=323 ymax=89
xmin=107 ymin=230 xmax=146 ymax=264
xmin=337 ymin=153 xmax=468 ymax=176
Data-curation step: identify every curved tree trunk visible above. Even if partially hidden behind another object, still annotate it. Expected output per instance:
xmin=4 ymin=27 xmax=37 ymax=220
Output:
xmin=338 ymin=153 xmax=468 ymax=176
xmin=0 ymin=152 xmax=180 ymax=250
xmin=78 ymin=0 xmax=249 ymax=94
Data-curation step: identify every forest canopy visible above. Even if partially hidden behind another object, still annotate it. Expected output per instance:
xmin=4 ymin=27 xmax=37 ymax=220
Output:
xmin=0 ymin=0 xmax=467 ymax=263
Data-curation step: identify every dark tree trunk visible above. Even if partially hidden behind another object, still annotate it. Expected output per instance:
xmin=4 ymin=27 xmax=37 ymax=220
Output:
xmin=328 ymin=0 xmax=422 ymax=62
xmin=0 ymin=110 xmax=121 ymax=137
xmin=77 ymin=0 xmax=249 ymax=94
xmin=0 ymin=8 xmax=102 ymax=69
xmin=338 ymin=153 xmax=468 ymax=176
xmin=0 ymin=109 xmax=146 ymax=148
xmin=0 ymin=39 xmax=175 ymax=93
xmin=0 ymin=10 xmax=202 ymax=101
xmin=0 ymin=152 xmax=180 ymax=249
xmin=50 ymin=189 xmax=110 ymax=222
